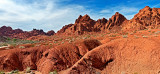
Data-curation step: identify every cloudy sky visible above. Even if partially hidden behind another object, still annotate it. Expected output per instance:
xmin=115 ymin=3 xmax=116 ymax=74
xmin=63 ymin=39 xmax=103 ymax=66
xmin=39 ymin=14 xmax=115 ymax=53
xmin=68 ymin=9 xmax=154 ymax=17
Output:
xmin=0 ymin=0 xmax=160 ymax=32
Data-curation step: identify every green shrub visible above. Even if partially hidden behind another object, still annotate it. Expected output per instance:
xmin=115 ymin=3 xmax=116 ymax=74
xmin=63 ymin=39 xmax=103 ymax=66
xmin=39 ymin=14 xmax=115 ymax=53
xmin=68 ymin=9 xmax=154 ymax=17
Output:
xmin=134 ymin=35 xmax=139 ymax=39
xmin=109 ymin=35 xmax=116 ymax=37
xmin=0 ymin=71 xmax=5 ymax=74
xmin=25 ymin=67 xmax=31 ymax=73
xmin=133 ymin=30 xmax=137 ymax=33
xmin=152 ymin=31 xmax=155 ymax=33
xmin=49 ymin=70 xmax=57 ymax=74
xmin=13 ymin=38 xmax=17 ymax=42
xmin=144 ymin=29 xmax=148 ymax=31
xmin=7 ymin=37 xmax=11 ymax=40
xmin=8 ymin=70 xmax=19 ymax=74
xmin=154 ymin=31 xmax=160 ymax=34
xmin=122 ymin=35 xmax=128 ymax=38
xmin=19 ymin=46 xmax=25 ymax=49
xmin=142 ymin=35 xmax=148 ymax=38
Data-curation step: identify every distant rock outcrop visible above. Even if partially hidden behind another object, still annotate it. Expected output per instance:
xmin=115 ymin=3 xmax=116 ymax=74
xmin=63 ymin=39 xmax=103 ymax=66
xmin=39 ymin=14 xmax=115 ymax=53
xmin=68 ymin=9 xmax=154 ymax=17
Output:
xmin=46 ymin=30 xmax=55 ymax=36
xmin=57 ymin=14 xmax=97 ymax=35
xmin=123 ymin=6 xmax=160 ymax=31
xmin=57 ymin=12 xmax=127 ymax=35
xmin=105 ymin=12 xmax=127 ymax=32
xmin=0 ymin=26 xmax=55 ymax=39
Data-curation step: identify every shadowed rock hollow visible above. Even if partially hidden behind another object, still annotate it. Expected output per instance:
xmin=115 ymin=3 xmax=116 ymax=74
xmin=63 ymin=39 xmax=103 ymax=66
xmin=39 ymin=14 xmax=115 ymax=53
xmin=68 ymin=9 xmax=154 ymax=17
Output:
xmin=59 ymin=37 xmax=160 ymax=74
xmin=0 ymin=39 xmax=101 ymax=74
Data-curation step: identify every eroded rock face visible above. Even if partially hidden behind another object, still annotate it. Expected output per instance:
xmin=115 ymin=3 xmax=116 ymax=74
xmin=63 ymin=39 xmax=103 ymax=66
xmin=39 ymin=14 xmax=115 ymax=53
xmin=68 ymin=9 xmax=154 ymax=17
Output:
xmin=46 ymin=30 xmax=55 ymax=36
xmin=0 ymin=46 xmax=50 ymax=71
xmin=60 ymin=37 xmax=160 ymax=74
xmin=105 ymin=12 xmax=127 ymax=32
xmin=0 ymin=26 xmax=55 ymax=39
xmin=123 ymin=6 xmax=160 ymax=31
xmin=94 ymin=18 xmax=108 ymax=31
xmin=57 ymin=13 xmax=127 ymax=35
xmin=57 ymin=14 xmax=97 ymax=35
xmin=37 ymin=39 xmax=101 ymax=74
xmin=0 ymin=39 xmax=101 ymax=74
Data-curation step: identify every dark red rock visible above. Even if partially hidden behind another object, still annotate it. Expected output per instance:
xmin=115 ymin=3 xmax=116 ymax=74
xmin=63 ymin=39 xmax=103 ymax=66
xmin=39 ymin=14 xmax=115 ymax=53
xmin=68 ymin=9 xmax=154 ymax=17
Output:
xmin=46 ymin=30 xmax=55 ymax=36
xmin=123 ymin=6 xmax=160 ymax=31
xmin=57 ymin=13 xmax=127 ymax=35
xmin=0 ymin=26 xmax=55 ymax=39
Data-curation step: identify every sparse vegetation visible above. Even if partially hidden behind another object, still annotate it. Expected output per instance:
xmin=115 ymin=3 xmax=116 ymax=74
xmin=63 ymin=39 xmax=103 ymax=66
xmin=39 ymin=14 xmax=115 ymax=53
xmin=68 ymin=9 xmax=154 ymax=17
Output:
xmin=142 ymin=35 xmax=148 ymax=38
xmin=152 ymin=31 xmax=155 ymax=33
xmin=0 ymin=37 xmax=38 ymax=48
xmin=134 ymin=35 xmax=139 ymax=38
xmin=49 ymin=70 xmax=58 ymax=74
xmin=25 ymin=67 xmax=31 ymax=73
xmin=144 ymin=29 xmax=148 ymax=31
xmin=154 ymin=31 xmax=160 ymax=34
xmin=8 ymin=70 xmax=19 ymax=74
xmin=19 ymin=46 xmax=25 ymax=49
xmin=0 ymin=71 xmax=5 ymax=74
xmin=133 ymin=30 xmax=137 ymax=33
xmin=109 ymin=35 xmax=116 ymax=37
xmin=122 ymin=35 xmax=128 ymax=38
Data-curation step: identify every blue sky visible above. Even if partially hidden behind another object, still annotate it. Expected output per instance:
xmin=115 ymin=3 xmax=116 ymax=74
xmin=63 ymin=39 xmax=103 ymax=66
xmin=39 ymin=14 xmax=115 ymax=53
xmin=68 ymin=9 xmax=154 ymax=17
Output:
xmin=0 ymin=0 xmax=160 ymax=32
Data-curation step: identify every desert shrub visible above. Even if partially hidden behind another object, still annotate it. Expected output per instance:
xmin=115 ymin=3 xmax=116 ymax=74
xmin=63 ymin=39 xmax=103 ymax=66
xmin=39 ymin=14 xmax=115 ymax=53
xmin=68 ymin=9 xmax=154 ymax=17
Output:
xmin=144 ymin=29 xmax=148 ymax=31
xmin=31 ymin=44 xmax=35 ymax=47
xmin=122 ymin=35 xmax=128 ymax=38
xmin=0 ymin=71 xmax=5 ymax=74
xmin=54 ymin=41 xmax=57 ymax=44
xmin=152 ymin=31 xmax=155 ymax=33
xmin=49 ymin=43 xmax=53 ymax=45
xmin=154 ymin=31 xmax=160 ymax=34
xmin=142 ymin=35 xmax=148 ymax=38
xmin=19 ymin=46 xmax=25 ymax=49
xmin=133 ymin=30 xmax=136 ymax=33
xmin=25 ymin=67 xmax=31 ymax=73
xmin=49 ymin=70 xmax=57 ymax=74
xmin=13 ymin=38 xmax=17 ymax=42
xmin=69 ymin=40 xmax=72 ymax=43
xmin=59 ymin=38 xmax=63 ymax=41
xmin=0 ymin=43 xmax=8 ymax=47
xmin=8 ymin=70 xmax=19 ymax=74
xmin=7 ymin=37 xmax=11 ymax=40
xmin=134 ymin=35 xmax=139 ymax=38
xmin=82 ymin=37 xmax=87 ymax=39
xmin=61 ymin=42 xmax=64 ymax=44
xmin=109 ymin=35 xmax=116 ymax=37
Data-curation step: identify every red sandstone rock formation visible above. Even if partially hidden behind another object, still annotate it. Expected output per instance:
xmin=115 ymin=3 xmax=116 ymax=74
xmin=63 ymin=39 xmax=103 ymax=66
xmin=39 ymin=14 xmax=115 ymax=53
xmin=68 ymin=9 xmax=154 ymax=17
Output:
xmin=123 ymin=6 xmax=160 ymax=31
xmin=46 ymin=30 xmax=55 ymax=36
xmin=0 ymin=39 xmax=101 ymax=73
xmin=0 ymin=26 xmax=55 ymax=39
xmin=57 ymin=12 xmax=127 ymax=34
xmin=60 ymin=37 xmax=160 ymax=74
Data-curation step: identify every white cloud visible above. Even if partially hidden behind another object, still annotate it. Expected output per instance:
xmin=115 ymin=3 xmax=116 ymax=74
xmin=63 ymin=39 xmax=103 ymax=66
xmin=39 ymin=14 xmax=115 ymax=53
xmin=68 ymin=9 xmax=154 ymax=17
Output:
xmin=100 ymin=9 xmax=111 ymax=13
xmin=0 ymin=0 xmax=91 ymax=32
xmin=99 ymin=6 xmax=139 ymax=20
